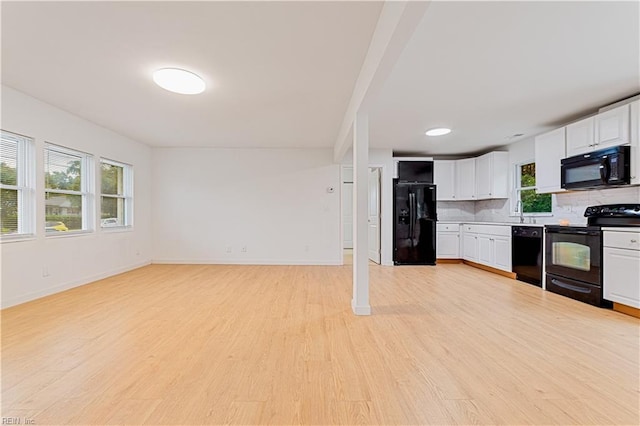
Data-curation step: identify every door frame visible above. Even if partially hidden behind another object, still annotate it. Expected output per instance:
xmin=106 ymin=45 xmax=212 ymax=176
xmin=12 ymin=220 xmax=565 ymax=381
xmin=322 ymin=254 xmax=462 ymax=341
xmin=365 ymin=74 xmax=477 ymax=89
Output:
xmin=340 ymin=164 xmax=384 ymax=265
xmin=367 ymin=166 xmax=382 ymax=264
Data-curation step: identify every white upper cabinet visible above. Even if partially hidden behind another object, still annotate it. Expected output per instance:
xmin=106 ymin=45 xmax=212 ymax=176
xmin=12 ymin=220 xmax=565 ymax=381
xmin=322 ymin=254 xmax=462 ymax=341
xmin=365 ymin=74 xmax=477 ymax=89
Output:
xmin=566 ymin=116 xmax=596 ymax=157
xmin=455 ymin=158 xmax=476 ymax=200
xmin=631 ymin=100 xmax=639 ymax=185
xmin=475 ymin=154 xmax=492 ymax=199
xmin=535 ymin=127 xmax=566 ymax=193
xmin=595 ymin=104 xmax=630 ymax=149
xmin=433 ymin=160 xmax=456 ymax=201
xmin=475 ymin=151 xmax=509 ymax=200
xmin=566 ymin=104 xmax=631 ymax=157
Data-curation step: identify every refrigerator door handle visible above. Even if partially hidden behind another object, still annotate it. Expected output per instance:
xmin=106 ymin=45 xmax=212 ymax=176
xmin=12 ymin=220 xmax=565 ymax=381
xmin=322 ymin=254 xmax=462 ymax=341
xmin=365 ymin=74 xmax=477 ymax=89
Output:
xmin=408 ymin=192 xmax=414 ymax=243
xmin=411 ymin=192 xmax=417 ymax=242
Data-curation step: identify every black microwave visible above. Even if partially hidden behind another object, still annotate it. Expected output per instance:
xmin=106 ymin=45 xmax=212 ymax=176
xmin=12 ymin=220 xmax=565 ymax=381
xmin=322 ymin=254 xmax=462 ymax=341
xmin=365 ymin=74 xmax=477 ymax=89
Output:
xmin=561 ymin=145 xmax=631 ymax=190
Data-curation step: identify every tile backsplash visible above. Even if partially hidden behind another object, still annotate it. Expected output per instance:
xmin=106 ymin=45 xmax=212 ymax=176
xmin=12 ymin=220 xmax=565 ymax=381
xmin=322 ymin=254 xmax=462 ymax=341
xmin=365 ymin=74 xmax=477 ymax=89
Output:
xmin=437 ymin=201 xmax=475 ymax=221
xmin=438 ymin=186 xmax=640 ymax=224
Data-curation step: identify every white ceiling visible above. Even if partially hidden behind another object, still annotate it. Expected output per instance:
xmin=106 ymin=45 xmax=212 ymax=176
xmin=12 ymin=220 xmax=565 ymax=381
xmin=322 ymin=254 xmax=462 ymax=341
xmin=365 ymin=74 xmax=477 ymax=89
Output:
xmin=2 ymin=1 xmax=639 ymax=155
xmin=370 ymin=0 xmax=640 ymax=156
xmin=1 ymin=1 xmax=382 ymax=148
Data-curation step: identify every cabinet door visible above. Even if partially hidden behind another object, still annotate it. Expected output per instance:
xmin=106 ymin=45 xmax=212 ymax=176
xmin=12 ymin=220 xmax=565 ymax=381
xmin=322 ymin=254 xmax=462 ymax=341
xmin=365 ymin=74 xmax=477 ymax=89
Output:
xmin=437 ymin=233 xmax=460 ymax=258
xmin=489 ymin=152 xmax=509 ymax=199
xmin=456 ymin=158 xmax=476 ymax=200
xmin=477 ymin=235 xmax=494 ymax=266
xmin=566 ymin=116 xmax=595 ymax=157
xmin=604 ymin=247 xmax=640 ymax=308
xmin=630 ymin=101 xmax=639 ymax=185
xmin=596 ymin=104 xmax=630 ymax=149
xmin=462 ymin=233 xmax=477 ymax=261
xmin=493 ymin=236 xmax=512 ymax=272
xmin=535 ymin=127 xmax=566 ymax=193
xmin=434 ymin=160 xmax=456 ymax=201
xmin=475 ymin=153 xmax=492 ymax=200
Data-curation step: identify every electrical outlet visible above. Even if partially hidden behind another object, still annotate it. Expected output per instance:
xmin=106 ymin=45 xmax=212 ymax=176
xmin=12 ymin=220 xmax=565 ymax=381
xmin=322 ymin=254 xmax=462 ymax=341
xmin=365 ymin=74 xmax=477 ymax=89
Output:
xmin=42 ymin=266 xmax=50 ymax=277
xmin=241 ymin=246 xmax=247 ymax=253
xmin=226 ymin=247 xmax=232 ymax=253
xmin=304 ymin=245 xmax=309 ymax=252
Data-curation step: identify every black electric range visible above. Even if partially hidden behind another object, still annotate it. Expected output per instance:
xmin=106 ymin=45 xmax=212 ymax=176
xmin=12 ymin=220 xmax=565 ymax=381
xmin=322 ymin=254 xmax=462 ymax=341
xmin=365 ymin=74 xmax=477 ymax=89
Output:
xmin=544 ymin=204 xmax=640 ymax=307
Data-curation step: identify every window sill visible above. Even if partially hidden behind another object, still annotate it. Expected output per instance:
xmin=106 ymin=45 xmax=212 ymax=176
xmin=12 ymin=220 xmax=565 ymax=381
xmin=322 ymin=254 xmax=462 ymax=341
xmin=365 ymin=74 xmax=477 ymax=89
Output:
xmin=0 ymin=234 xmax=37 ymax=244
xmin=45 ymin=230 xmax=94 ymax=239
xmin=100 ymin=226 xmax=133 ymax=233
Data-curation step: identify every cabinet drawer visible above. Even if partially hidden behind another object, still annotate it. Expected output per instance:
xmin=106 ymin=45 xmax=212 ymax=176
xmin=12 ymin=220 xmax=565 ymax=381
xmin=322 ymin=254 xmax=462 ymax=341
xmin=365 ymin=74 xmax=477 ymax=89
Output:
xmin=437 ymin=223 xmax=460 ymax=233
xmin=604 ymin=231 xmax=640 ymax=250
xmin=463 ymin=224 xmax=511 ymax=237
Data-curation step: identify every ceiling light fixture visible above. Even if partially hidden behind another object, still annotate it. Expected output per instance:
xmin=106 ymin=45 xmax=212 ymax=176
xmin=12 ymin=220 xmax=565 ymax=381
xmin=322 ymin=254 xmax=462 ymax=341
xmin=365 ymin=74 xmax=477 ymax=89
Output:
xmin=153 ymin=68 xmax=205 ymax=95
xmin=425 ymin=127 xmax=451 ymax=136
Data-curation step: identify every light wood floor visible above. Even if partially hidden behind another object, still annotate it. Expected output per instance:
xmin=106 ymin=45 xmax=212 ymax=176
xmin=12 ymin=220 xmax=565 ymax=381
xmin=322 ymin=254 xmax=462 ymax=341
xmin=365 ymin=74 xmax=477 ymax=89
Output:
xmin=2 ymin=263 xmax=639 ymax=425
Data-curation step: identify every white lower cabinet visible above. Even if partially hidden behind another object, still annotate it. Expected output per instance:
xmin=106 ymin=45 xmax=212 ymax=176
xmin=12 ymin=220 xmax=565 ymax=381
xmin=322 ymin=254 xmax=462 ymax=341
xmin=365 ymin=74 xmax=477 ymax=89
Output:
xmin=437 ymin=224 xmax=460 ymax=259
xmin=462 ymin=232 xmax=478 ymax=261
xmin=493 ymin=236 xmax=512 ymax=272
xmin=477 ymin=235 xmax=494 ymax=265
xmin=462 ymin=224 xmax=512 ymax=272
xmin=604 ymin=230 xmax=640 ymax=309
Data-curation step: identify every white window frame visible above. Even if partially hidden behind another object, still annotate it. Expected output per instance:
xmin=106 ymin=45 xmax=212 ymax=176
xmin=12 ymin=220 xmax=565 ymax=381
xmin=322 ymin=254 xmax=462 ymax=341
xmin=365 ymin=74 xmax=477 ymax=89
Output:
xmin=44 ymin=143 xmax=94 ymax=236
xmin=511 ymin=160 xmax=553 ymax=217
xmin=99 ymin=158 xmax=133 ymax=230
xmin=1 ymin=130 xmax=35 ymax=241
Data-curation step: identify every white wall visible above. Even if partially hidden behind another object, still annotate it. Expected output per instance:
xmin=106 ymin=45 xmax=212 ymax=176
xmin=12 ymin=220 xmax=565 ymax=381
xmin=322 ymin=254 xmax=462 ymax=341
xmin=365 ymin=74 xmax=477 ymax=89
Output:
xmin=0 ymin=86 xmax=152 ymax=308
xmin=341 ymin=148 xmax=394 ymax=266
xmin=152 ymin=148 xmax=341 ymax=265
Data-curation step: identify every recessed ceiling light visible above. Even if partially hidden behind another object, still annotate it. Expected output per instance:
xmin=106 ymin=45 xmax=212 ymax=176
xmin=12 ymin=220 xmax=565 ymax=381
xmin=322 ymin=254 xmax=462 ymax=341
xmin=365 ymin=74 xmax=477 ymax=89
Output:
xmin=153 ymin=68 xmax=205 ymax=95
xmin=425 ymin=127 xmax=451 ymax=136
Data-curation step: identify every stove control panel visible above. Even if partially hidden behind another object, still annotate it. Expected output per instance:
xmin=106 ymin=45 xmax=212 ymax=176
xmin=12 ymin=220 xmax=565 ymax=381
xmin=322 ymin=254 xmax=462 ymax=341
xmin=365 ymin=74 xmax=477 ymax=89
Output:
xmin=585 ymin=204 xmax=640 ymax=218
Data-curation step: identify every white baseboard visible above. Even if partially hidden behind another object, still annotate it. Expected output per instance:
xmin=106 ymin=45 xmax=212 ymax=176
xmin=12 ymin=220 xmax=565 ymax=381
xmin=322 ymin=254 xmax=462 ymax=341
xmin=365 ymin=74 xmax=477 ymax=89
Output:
xmin=151 ymin=258 xmax=343 ymax=266
xmin=351 ymin=299 xmax=371 ymax=316
xmin=1 ymin=260 xmax=152 ymax=309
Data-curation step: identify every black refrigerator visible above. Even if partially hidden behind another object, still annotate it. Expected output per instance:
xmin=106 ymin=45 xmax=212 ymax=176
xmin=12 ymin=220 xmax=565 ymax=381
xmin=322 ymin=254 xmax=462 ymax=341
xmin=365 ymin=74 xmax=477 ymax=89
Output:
xmin=393 ymin=180 xmax=437 ymax=265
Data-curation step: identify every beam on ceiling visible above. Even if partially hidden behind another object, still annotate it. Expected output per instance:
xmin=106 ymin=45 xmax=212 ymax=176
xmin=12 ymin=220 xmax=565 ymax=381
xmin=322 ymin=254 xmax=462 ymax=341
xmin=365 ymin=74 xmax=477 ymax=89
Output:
xmin=333 ymin=0 xmax=431 ymax=163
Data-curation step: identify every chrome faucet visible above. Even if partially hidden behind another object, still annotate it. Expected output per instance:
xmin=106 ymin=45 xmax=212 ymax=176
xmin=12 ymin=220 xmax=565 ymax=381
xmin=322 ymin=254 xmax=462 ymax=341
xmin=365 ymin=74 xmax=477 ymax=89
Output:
xmin=517 ymin=200 xmax=524 ymax=224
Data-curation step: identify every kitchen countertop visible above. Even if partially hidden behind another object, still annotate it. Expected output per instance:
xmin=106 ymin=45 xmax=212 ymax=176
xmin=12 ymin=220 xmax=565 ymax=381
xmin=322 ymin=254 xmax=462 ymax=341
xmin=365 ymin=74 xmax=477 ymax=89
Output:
xmin=438 ymin=221 xmax=546 ymax=227
xmin=602 ymin=227 xmax=640 ymax=232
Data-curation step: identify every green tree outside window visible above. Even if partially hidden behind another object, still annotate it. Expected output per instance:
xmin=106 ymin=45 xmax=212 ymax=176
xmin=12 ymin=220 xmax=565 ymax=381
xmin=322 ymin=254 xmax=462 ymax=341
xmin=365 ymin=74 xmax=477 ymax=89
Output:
xmin=517 ymin=162 xmax=552 ymax=214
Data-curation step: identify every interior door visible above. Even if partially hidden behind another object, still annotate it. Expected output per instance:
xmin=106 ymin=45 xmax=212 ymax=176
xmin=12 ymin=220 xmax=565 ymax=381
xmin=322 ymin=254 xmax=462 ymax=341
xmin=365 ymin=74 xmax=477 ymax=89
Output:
xmin=368 ymin=168 xmax=381 ymax=264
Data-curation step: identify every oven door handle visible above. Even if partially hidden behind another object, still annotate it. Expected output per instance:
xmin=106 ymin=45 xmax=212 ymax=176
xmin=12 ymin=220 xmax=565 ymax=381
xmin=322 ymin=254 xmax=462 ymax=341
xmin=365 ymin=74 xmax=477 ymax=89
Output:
xmin=551 ymin=278 xmax=592 ymax=294
xmin=546 ymin=229 xmax=600 ymax=236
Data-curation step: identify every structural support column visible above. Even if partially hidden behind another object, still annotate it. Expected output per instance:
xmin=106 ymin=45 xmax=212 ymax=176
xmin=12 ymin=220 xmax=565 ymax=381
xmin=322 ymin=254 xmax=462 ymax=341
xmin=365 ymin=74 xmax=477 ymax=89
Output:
xmin=352 ymin=111 xmax=371 ymax=315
